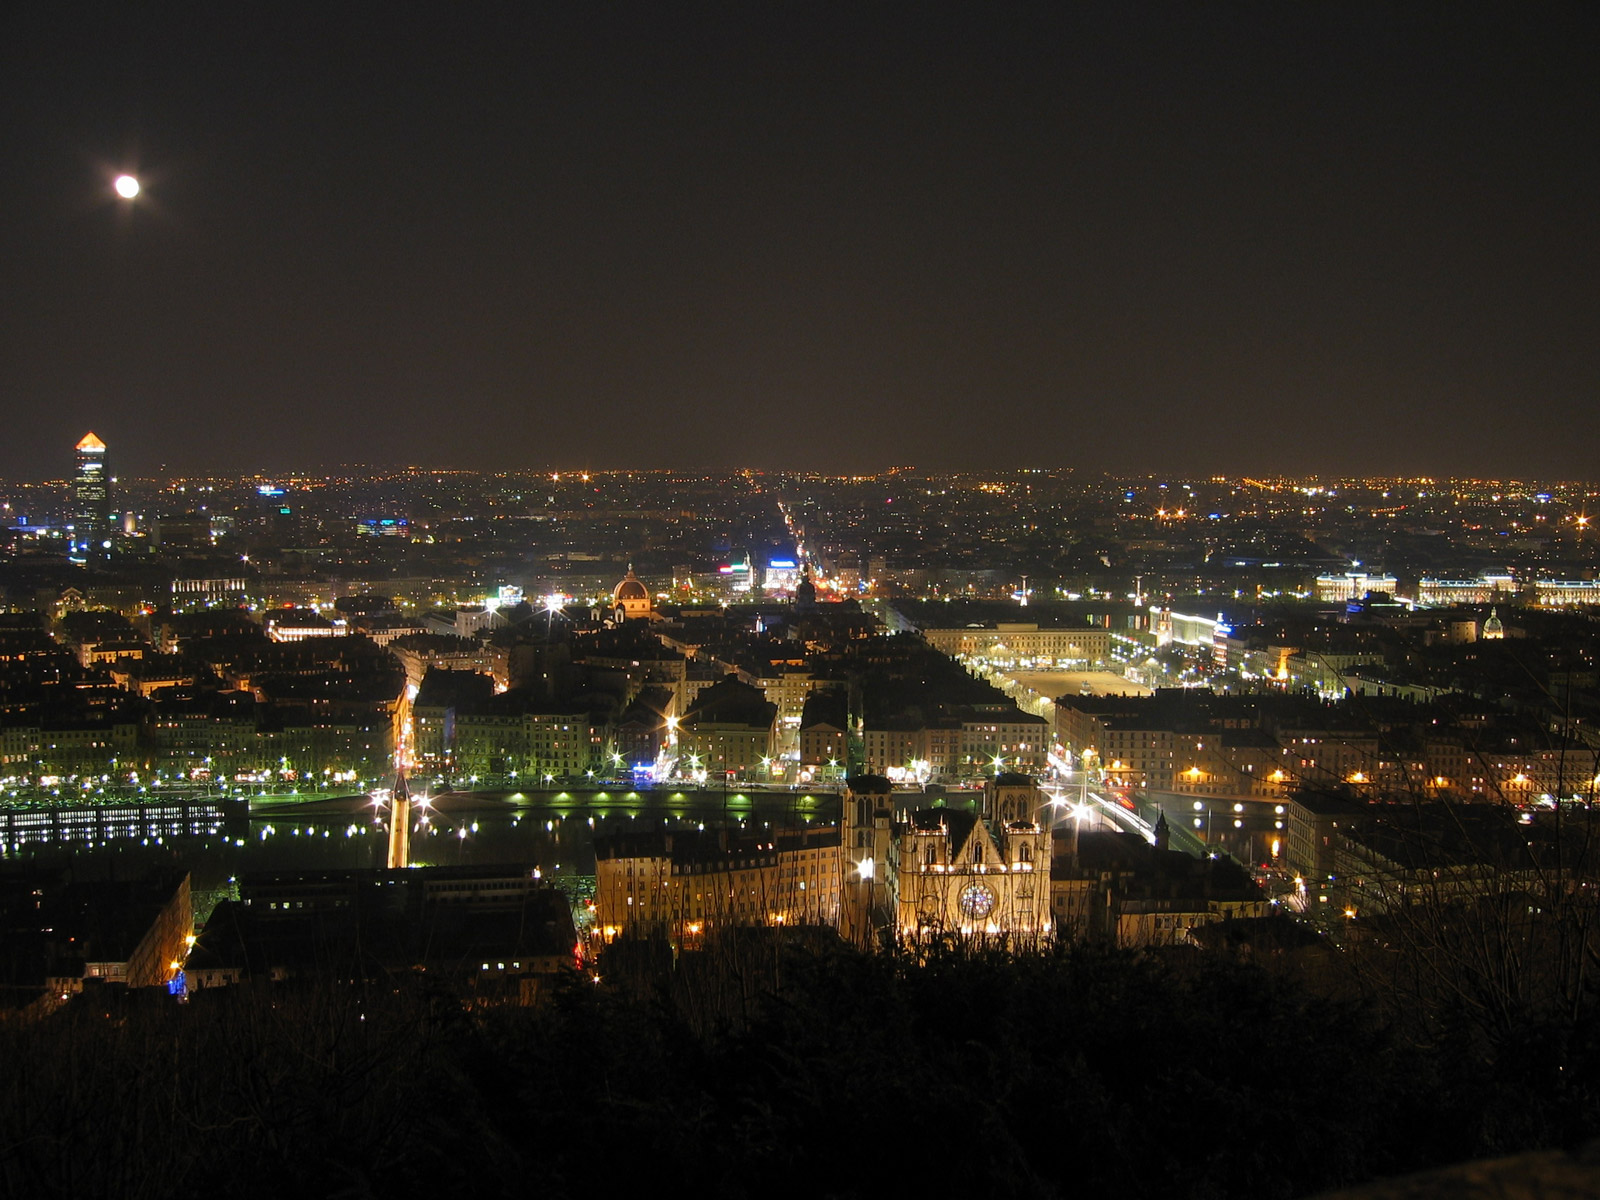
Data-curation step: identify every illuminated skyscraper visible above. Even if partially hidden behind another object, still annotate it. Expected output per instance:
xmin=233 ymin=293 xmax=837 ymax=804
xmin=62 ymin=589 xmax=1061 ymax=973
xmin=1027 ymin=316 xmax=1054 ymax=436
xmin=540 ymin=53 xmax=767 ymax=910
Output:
xmin=73 ymin=432 xmax=109 ymax=558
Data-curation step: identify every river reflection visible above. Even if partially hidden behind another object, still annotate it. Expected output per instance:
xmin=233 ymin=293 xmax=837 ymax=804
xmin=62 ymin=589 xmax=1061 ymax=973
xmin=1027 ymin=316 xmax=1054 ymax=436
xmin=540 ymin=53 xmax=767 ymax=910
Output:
xmin=0 ymin=788 xmax=849 ymax=902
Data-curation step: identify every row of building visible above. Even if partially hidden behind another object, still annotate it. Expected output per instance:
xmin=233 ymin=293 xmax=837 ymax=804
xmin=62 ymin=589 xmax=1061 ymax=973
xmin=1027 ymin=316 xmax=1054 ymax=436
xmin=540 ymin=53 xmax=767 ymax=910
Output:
xmin=594 ymin=774 xmax=1268 ymax=951
xmin=1316 ymin=572 xmax=1600 ymax=608
xmin=0 ymin=862 xmax=578 ymax=1015
xmin=1053 ymin=691 xmax=1599 ymax=803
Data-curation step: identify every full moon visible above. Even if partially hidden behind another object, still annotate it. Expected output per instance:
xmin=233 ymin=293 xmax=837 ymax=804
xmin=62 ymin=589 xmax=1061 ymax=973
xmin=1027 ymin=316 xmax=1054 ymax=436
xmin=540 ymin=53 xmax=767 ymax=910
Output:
xmin=114 ymin=174 xmax=140 ymax=199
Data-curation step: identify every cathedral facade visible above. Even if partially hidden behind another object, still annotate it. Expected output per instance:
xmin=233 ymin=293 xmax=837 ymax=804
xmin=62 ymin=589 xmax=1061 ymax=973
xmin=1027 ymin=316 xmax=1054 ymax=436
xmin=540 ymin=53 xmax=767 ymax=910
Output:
xmin=842 ymin=773 xmax=1053 ymax=944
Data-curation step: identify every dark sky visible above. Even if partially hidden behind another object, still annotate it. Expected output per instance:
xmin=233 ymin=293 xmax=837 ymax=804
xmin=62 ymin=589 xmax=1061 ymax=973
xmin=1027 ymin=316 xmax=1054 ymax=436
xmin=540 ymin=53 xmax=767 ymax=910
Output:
xmin=2 ymin=4 xmax=1596 ymax=480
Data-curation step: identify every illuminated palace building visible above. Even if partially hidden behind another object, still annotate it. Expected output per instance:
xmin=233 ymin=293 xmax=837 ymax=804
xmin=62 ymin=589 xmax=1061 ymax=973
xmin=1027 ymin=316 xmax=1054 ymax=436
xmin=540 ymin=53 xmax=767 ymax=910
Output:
xmin=71 ymin=432 xmax=111 ymax=561
xmin=594 ymin=774 xmax=1053 ymax=948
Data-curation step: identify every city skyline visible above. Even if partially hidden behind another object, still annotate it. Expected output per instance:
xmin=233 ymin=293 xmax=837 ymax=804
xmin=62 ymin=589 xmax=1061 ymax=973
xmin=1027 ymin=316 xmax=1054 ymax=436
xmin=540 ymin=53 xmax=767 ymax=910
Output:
xmin=10 ymin=425 xmax=1600 ymax=489
xmin=3 ymin=5 xmax=1596 ymax=481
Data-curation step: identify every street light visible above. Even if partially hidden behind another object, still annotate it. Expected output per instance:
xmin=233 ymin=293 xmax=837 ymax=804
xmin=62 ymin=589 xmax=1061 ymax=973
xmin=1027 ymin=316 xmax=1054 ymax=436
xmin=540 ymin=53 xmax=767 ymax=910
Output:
xmin=1042 ymin=789 xmax=1068 ymax=829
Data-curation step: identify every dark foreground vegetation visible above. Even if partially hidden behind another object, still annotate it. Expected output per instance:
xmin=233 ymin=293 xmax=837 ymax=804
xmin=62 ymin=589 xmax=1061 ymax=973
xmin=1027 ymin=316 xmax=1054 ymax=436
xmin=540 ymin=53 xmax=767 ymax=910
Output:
xmin=4 ymin=932 xmax=1600 ymax=1199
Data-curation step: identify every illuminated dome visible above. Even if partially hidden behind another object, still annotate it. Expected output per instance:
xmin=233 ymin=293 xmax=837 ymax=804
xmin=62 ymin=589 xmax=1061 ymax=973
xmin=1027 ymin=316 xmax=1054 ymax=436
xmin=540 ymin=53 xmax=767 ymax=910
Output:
xmin=1481 ymin=607 xmax=1505 ymax=640
xmin=612 ymin=567 xmax=652 ymax=619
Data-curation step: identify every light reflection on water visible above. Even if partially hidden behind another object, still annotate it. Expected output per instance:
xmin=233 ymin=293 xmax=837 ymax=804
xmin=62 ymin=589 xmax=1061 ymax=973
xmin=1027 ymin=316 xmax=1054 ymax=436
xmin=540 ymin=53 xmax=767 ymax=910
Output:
xmin=1 ymin=790 xmax=845 ymax=898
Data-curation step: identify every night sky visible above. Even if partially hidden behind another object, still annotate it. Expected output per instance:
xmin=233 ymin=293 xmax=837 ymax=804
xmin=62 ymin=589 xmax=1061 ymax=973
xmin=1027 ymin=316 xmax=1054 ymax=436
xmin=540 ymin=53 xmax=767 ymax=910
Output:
xmin=2 ymin=4 xmax=1596 ymax=480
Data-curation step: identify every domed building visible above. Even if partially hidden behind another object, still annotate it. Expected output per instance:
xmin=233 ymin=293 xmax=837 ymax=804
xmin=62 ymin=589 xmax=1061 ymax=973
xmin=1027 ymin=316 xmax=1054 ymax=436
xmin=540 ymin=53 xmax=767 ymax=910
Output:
xmin=612 ymin=567 xmax=653 ymax=622
xmin=1481 ymin=607 xmax=1505 ymax=640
